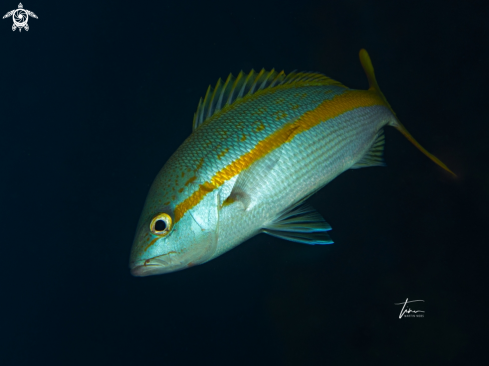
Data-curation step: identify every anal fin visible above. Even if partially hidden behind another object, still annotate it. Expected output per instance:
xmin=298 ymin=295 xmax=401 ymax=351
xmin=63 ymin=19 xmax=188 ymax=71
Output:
xmin=263 ymin=203 xmax=333 ymax=245
xmin=351 ymin=129 xmax=386 ymax=169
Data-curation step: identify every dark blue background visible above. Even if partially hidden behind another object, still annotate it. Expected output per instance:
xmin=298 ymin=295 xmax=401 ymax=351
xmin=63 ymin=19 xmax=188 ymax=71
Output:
xmin=1 ymin=0 xmax=487 ymax=365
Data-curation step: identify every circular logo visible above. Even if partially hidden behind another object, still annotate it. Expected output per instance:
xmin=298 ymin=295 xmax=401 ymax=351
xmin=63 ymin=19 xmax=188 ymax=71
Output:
xmin=13 ymin=9 xmax=28 ymax=27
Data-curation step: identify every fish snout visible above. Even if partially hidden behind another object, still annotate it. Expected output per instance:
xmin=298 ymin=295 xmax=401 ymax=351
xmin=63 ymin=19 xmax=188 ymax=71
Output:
xmin=129 ymin=253 xmax=187 ymax=276
xmin=130 ymin=264 xmax=157 ymax=277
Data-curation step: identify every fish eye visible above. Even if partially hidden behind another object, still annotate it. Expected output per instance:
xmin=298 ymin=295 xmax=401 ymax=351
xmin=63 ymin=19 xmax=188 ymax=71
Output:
xmin=150 ymin=213 xmax=172 ymax=236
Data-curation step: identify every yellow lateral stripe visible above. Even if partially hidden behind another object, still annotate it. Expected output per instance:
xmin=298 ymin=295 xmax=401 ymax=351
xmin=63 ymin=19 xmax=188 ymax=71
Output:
xmin=174 ymin=90 xmax=385 ymax=223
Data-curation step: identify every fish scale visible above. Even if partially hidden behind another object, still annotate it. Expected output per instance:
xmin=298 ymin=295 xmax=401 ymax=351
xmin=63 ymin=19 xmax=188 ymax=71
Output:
xmin=147 ymin=85 xmax=343 ymax=214
xmin=129 ymin=50 xmax=455 ymax=276
xmin=213 ymin=106 xmax=392 ymax=255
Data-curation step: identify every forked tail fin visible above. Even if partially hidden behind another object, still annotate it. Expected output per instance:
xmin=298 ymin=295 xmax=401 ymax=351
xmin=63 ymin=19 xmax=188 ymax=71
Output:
xmin=359 ymin=49 xmax=456 ymax=177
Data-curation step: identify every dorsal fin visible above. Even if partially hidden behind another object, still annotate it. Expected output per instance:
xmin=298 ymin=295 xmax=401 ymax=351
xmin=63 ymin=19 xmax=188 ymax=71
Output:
xmin=192 ymin=69 xmax=347 ymax=131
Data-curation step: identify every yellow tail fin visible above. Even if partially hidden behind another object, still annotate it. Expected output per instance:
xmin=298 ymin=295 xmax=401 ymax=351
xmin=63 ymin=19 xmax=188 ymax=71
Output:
xmin=359 ymin=49 xmax=456 ymax=177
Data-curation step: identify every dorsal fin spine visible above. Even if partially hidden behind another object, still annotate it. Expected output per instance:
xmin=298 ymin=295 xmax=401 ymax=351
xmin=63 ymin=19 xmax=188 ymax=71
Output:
xmin=201 ymin=85 xmax=212 ymax=123
xmin=192 ymin=98 xmax=202 ymax=130
xmin=259 ymin=69 xmax=274 ymax=90
xmin=269 ymin=70 xmax=285 ymax=88
xmin=225 ymin=71 xmax=242 ymax=106
xmin=284 ymin=71 xmax=297 ymax=84
xmin=238 ymin=70 xmax=255 ymax=99
xmin=207 ymin=78 xmax=222 ymax=119
xmin=249 ymin=69 xmax=265 ymax=95
xmin=197 ymin=94 xmax=206 ymax=127
xmin=216 ymin=74 xmax=233 ymax=112
xmin=193 ymin=69 xmax=346 ymax=132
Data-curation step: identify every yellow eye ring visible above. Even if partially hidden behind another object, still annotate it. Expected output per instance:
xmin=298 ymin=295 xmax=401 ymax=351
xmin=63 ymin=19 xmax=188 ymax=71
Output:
xmin=150 ymin=213 xmax=172 ymax=236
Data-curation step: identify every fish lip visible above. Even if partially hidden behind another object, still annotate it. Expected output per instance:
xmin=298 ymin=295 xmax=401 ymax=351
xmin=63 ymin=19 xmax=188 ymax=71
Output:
xmin=130 ymin=260 xmax=168 ymax=277
xmin=129 ymin=252 xmax=180 ymax=277
xmin=130 ymin=264 xmax=160 ymax=277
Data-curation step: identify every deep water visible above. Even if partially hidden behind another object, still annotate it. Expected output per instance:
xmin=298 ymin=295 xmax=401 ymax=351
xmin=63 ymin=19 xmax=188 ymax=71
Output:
xmin=1 ymin=0 xmax=488 ymax=365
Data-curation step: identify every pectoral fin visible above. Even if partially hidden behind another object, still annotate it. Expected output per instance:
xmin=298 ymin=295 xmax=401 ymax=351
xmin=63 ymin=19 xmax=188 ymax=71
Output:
xmin=224 ymin=147 xmax=282 ymax=210
xmin=263 ymin=202 xmax=333 ymax=245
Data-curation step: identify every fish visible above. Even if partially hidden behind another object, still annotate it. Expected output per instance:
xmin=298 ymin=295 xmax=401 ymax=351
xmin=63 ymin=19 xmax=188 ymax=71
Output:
xmin=129 ymin=49 xmax=454 ymax=277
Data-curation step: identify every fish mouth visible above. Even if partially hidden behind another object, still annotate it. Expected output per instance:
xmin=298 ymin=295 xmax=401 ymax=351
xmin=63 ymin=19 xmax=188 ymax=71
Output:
xmin=130 ymin=252 xmax=187 ymax=277
xmin=130 ymin=263 xmax=165 ymax=277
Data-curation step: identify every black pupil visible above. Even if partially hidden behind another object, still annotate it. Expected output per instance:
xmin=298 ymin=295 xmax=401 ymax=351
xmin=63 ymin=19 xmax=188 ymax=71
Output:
xmin=155 ymin=219 xmax=167 ymax=232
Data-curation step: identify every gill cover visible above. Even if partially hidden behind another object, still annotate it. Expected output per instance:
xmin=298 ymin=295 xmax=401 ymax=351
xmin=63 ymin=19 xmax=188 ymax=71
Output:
xmin=129 ymin=188 xmax=220 ymax=276
xmin=186 ymin=187 xmax=220 ymax=264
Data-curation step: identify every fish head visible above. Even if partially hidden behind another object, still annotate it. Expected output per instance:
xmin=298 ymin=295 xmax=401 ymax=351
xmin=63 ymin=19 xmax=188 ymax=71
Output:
xmin=129 ymin=187 xmax=219 ymax=276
